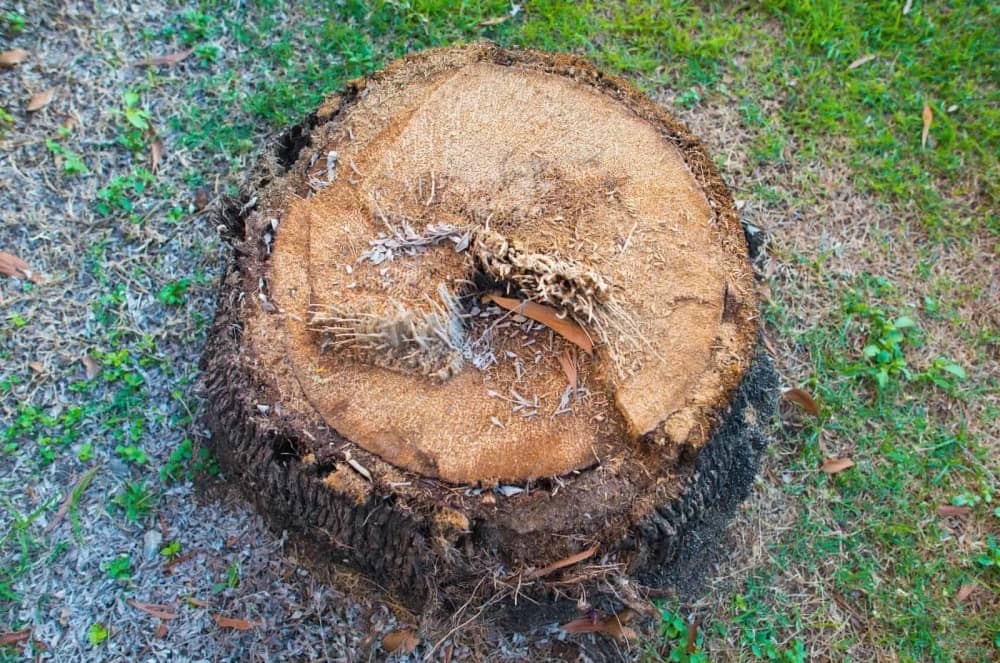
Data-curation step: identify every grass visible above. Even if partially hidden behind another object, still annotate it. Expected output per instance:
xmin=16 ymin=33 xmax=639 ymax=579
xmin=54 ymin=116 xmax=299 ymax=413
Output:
xmin=1 ymin=0 xmax=996 ymax=659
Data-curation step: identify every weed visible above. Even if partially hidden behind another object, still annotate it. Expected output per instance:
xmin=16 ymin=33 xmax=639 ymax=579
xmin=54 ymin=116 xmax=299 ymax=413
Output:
xmin=45 ymin=139 xmax=89 ymax=176
xmin=95 ymin=169 xmax=155 ymax=217
xmin=114 ymin=444 xmax=148 ymax=465
xmin=1 ymin=11 xmax=25 ymax=35
xmin=159 ymin=539 xmax=181 ymax=559
xmin=156 ymin=279 xmax=190 ymax=306
xmin=110 ymin=481 xmax=157 ymax=523
xmin=87 ymin=623 xmax=109 ymax=646
xmin=103 ymin=555 xmax=132 ymax=581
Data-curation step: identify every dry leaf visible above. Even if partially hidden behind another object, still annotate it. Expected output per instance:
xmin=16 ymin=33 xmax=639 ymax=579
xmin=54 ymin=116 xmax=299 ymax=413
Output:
xmin=150 ymin=138 xmax=164 ymax=173
xmin=211 ymin=614 xmax=259 ymax=630
xmin=921 ymin=102 xmax=933 ymax=149
xmin=782 ymin=388 xmax=820 ymax=416
xmin=820 ymin=457 xmax=855 ymax=474
xmin=685 ymin=617 xmax=701 ymax=654
xmin=936 ymin=505 xmax=972 ymax=518
xmin=137 ymin=48 xmax=194 ymax=67
xmin=153 ymin=622 xmax=168 ymax=638
xmin=955 ymin=584 xmax=976 ymax=604
xmin=61 ymin=115 xmax=78 ymax=132
xmin=28 ymin=361 xmax=44 ymax=373
xmin=382 ymin=628 xmax=419 ymax=653
xmin=0 ymin=251 xmax=42 ymax=283
xmin=484 ymin=293 xmax=593 ymax=354
xmin=847 ymin=54 xmax=876 ymax=70
xmin=26 ymin=88 xmax=55 ymax=112
xmin=527 ymin=544 xmax=598 ymax=579
xmin=81 ymin=355 xmax=101 ymax=380
xmin=557 ymin=349 xmax=578 ymax=390
xmin=129 ymin=600 xmax=178 ymax=620
xmin=0 ymin=49 xmax=29 ymax=67
xmin=561 ymin=608 xmax=636 ymax=641
xmin=480 ymin=16 xmax=508 ymax=26
xmin=0 ymin=628 xmax=31 ymax=646
xmin=185 ymin=597 xmax=211 ymax=608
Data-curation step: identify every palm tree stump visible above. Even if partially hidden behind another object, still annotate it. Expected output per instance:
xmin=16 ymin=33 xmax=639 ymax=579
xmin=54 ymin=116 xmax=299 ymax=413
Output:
xmin=202 ymin=43 xmax=776 ymax=623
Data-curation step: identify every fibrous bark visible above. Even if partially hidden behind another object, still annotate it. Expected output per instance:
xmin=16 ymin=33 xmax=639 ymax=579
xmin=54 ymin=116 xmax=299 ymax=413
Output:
xmin=202 ymin=43 xmax=777 ymax=624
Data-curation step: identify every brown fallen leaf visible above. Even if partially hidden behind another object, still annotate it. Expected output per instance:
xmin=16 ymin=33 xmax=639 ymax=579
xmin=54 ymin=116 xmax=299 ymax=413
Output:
xmin=211 ymin=614 xmax=260 ymax=630
xmin=936 ymin=505 xmax=973 ymax=518
xmin=382 ymin=628 xmax=419 ymax=653
xmin=0 ymin=251 xmax=42 ymax=283
xmin=28 ymin=361 xmax=44 ymax=373
xmin=136 ymin=48 xmax=194 ymax=67
xmin=150 ymin=138 xmax=164 ymax=174
xmin=153 ymin=622 xmax=168 ymax=638
xmin=184 ymin=597 xmax=211 ymax=608
xmin=128 ymin=600 xmax=178 ymax=620
xmin=26 ymin=88 xmax=55 ymax=112
xmin=820 ymin=457 xmax=855 ymax=474
xmin=955 ymin=584 xmax=977 ymax=604
xmin=0 ymin=628 xmax=31 ymax=646
xmin=484 ymin=293 xmax=593 ymax=355
xmin=81 ymin=355 xmax=101 ymax=380
xmin=527 ymin=544 xmax=598 ymax=579
xmin=561 ymin=608 xmax=636 ymax=641
xmin=782 ymin=387 xmax=820 ymax=416
xmin=847 ymin=54 xmax=877 ymax=70
xmin=921 ymin=102 xmax=933 ymax=149
xmin=0 ymin=49 xmax=29 ymax=67
xmin=557 ymin=349 xmax=578 ymax=391
xmin=61 ymin=115 xmax=78 ymax=132
xmin=685 ymin=616 xmax=701 ymax=654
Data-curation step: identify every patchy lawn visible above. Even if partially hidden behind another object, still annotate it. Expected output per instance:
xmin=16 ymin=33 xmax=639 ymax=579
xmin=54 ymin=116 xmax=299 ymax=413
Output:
xmin=1 ymin=1 xmax=996 ymax=660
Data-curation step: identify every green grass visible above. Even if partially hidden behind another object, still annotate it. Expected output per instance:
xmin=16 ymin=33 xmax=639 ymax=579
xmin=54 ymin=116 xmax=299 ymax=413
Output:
xmin=2 ymin=0 xmax=996 ymax=659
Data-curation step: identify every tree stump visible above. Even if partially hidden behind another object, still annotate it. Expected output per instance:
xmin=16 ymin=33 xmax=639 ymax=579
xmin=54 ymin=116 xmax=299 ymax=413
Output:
xmin=202 ymin=43 xmax=776 ymax=623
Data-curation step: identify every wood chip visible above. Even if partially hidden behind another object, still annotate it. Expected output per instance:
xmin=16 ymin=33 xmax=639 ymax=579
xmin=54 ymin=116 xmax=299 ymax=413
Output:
xmin=211 ymin=614 xmax=260 ymax=630
xmin=527 ymin=544 xmax=598 ymax=578
xmin=847 ymin=54 xmax=876 ymax=70
xmin=382 ymin=628 xmax=419 ymax=653
xmin=782 ymin=387 xmax=820 ymax=416
xmin=128 ymin=600 xmax=178 ymax=620
xmin=0 ymin=251 xmax=42 ymax=283
xmin=81 ymin=355 xmax=101 ymax=380
xmin=0 ymin=628 xmax=31 ymax=646
xmin=136 ymin=48 xmax=194 ymax=67
xmin=26 ymin=88 xmax=55 ymax=112
xmin=0 ymin=49 xmax=29 ymax=67
xmin=561 ymin=608 xmax=636 ymax=640
xmin=935 ymin=505 xmax=972 ymax=518
xmin=820 ymin=457 xmax=855 ymax=475
xmin=484 ymin=293 xmax=593 ymax=355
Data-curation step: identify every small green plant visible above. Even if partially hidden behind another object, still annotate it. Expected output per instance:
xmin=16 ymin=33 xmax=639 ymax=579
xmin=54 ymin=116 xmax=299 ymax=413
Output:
xmin=655 ymin=604 xmax=707 ymax=662
xmin=8 ymin=312 xmax=27 ymax=329
xmin=45 ymin=139 xmax=89 ymax=176
xmin=76 ymin=443 xmax=94 ymax=462
xmin=117 ymin=90 xmax=153 ymax=152
xmin=675 ymin=88 xmax=701 ymax=109
xmin=114 ymin=443 xmax=148 ymax=465
xmin=156 ymin=278 xmax=191 ymax=306
xmin=95 ymin=169 xmax=155 ymax=216
xmin=2 ymin=11 xmax=25 ymax=34
xmin=842 ymin=290 xmax=918 ymax=389
xmin=111 ymin=481 xmax=157 ymax=522
xmin=976 ymin=535 xmax=1000 ymax=570
xmin=160 ymin=539 xmax=181 ymax=559
xmin=103 ymin=555 xmax=132 ymax=581
xmin=87 ymin=623 xmax=109 ymax=646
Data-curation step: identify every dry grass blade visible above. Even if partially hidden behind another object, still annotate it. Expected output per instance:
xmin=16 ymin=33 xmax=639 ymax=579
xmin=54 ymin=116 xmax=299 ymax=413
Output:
xmin=150 ymin=138 xmax=164 ymax=173
xmin=0 ymin=251 xmax=42 ymax=283
xmin=211 ymin=614 xmax=260 ymax=630
xmin=128 ymin=600 xmax=178 ymax=620
xmin=382 ymin=628 xmax=419 ymax=653
xmin=557 ymin=349 xmax=578 ymax=390
xmin=26 ymin=88 xmax=55 ymax=112
xmin=43 ymin=466 xmax=98 ymax=534
xmin=782 ymin=387 xmax=820 ymax=415
xmin=820 ymin=457 xmax=855 ymax=474
xmin=922 ymin=102 xmax=933 ymax=149
xmin=847 ymin=54 xmax=876 ymax=70
xmin=136 ymin=48 xmax=194 ymax=67
xmin=0 ymin=628 xmax=31 ymax=646
xmin=0 ymin=49 xmax=29 ymax=67
xmin=936 ymin=505 xmax=972 ymax=518
xmin=484 ymin=294 xmax=593 ymax=354
xmin=527 ymin=544 xmax=598 ymax=579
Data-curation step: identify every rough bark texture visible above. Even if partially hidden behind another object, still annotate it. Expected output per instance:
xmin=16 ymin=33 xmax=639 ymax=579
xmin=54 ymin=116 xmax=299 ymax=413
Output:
xmin=201 ymin=43 xmax=778 ymax=626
